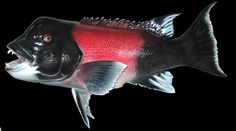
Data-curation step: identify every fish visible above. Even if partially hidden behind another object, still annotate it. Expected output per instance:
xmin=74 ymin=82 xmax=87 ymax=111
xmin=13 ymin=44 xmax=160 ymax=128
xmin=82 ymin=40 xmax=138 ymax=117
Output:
xmin=5 ymin=2 xmax=226 ymax=128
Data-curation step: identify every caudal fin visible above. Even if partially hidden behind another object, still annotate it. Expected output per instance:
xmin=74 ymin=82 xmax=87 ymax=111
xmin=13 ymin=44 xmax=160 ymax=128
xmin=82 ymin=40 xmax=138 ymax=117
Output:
xmin=178 ymin=2 xmax=226 ymax=77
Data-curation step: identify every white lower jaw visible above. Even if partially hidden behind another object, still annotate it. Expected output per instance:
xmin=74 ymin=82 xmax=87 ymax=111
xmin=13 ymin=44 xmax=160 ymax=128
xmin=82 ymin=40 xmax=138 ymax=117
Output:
xmin=6 ymin=61 xmax=39 ymax=83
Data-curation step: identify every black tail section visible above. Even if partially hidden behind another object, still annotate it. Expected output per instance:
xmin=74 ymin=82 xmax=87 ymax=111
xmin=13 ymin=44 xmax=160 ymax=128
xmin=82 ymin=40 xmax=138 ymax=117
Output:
xmin=177 ymin=2 xmax=226 ymax=77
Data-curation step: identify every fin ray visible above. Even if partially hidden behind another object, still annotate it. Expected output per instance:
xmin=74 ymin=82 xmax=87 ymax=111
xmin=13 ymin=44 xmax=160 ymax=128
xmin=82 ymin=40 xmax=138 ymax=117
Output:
xmin=139 ymin=71 xmax=175 ymax=93
xmin=76 ymin=61 xmax=127 ymax=95
xmin=177 ymin=2 xmax=226 ymax=77
xmin=72 ymin=89 xmax=93 ymax=128
xmin=80 ymin=14 xmax=180 ymax=38
xmin=145 ymin=13 xmax=180 ymax=38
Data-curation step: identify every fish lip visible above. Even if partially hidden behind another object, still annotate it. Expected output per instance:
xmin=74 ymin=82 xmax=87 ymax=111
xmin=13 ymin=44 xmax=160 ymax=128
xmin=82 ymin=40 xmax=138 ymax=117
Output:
xmin=5 ymin=43 xmax=35 ymax=71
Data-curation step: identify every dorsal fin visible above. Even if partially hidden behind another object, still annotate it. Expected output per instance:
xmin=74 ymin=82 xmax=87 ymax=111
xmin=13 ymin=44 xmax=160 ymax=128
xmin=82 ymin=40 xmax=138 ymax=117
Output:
xmin=145 ymin=14 xmax=180 ymax=38
xmin=80 ymin=17 xmax=144 ymax=30
xmin=79 ymin=14 xmax=180 ymax=38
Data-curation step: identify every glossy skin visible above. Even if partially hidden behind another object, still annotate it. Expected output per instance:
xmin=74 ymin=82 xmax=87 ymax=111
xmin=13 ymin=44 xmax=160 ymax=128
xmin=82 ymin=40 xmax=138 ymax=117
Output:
xmin=72 ymin=23 xmax=183 ymax=85
xmin=73 ymin=24 xmax=144 ymax=86
xmin=5 ymin=16 xmax=178 ymax=88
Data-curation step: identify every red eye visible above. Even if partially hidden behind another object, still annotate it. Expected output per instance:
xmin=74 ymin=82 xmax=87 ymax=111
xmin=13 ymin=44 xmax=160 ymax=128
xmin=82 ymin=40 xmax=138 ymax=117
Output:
xmin=43 ymin=34 xmax=52 ymax=43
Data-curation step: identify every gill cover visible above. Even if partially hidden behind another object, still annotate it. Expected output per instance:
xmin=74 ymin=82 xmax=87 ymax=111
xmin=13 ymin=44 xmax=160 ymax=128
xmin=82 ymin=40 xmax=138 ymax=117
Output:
xmin=32 ymin=17 xmax=82 ymax=81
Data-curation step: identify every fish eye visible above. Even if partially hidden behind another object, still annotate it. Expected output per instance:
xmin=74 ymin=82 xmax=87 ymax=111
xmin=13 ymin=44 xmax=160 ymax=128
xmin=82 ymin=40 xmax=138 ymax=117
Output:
xmin=43 ymin=34 xmax=52 ymax=43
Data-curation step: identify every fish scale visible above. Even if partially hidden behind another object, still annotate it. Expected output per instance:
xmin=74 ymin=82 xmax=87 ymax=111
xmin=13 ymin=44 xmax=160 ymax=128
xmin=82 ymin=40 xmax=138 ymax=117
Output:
xmin=73 ymin=24 xmax=144 ymax=76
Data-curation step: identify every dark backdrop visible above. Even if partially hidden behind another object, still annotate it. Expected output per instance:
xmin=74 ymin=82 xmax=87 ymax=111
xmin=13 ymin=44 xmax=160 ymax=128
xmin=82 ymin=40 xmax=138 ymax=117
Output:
xmin=0 ymin=0 xmax=234 ymax=131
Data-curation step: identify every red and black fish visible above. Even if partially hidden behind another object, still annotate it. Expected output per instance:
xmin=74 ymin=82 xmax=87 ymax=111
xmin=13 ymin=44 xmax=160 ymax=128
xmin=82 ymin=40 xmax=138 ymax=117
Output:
xmin=5 ymin=2 xmax=226 ymax=128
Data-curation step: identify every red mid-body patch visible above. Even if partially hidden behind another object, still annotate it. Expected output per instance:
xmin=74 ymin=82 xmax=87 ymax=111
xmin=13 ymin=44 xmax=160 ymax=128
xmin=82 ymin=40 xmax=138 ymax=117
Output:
xmin=72 ymin=24 xmax=144 ymax=86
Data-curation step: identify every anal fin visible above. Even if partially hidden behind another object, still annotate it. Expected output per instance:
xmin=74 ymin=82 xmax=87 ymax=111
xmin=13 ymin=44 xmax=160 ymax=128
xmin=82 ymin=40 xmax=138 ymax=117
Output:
xmin=139 ymin=71 xmax=175 ymax=93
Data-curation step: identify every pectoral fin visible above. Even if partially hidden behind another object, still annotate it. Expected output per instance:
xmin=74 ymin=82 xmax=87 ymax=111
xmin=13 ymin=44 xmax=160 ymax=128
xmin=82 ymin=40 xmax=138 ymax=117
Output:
xmin=71 ymin=88 xmax=94 ymax=128
xmin=139 ymin=71 xmax=175 ymax=93
xmin=77 ymin=61 xmax=127 ymax=95
xmin=72 ymin=61 xmax=126 ymax=128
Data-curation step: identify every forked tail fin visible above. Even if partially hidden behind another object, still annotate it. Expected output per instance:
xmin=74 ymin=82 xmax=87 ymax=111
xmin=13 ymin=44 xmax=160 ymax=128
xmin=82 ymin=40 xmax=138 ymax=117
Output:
xmin=176 ymin=2 xmax=226 ymax=77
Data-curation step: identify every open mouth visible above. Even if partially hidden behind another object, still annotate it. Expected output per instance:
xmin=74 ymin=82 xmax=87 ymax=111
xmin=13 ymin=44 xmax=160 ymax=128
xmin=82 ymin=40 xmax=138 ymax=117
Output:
xmin=5 ymin=49 xmax=31 ymax=71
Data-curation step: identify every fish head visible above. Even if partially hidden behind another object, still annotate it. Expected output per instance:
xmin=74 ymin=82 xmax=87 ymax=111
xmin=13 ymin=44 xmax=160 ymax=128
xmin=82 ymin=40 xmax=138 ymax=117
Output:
xmin=5 ymin=17 xmax=82 ymax=83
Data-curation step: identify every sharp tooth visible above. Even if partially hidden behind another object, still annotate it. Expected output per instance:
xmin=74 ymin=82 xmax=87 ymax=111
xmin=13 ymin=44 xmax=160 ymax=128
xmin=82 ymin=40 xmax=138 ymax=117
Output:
xmin=5 ymin=63 xmax=9 ymax=67
xmin=7 ymin=50 xmax=11 ymax=54
xmin=11 ymin=51 xmax=14 ymax=55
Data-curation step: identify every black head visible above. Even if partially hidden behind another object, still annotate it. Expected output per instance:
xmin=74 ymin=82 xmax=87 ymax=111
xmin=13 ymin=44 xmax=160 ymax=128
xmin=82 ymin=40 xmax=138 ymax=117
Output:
xmin=6 ymin=17 xmax=82 ymax=82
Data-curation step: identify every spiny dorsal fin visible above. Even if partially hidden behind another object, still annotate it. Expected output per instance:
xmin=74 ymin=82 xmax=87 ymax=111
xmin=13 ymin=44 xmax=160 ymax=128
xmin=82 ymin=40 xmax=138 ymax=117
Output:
xmin=80 ymin=15 xmax=180 ymax=38
xmin=80 ymin=17 xmax=144 ymax=30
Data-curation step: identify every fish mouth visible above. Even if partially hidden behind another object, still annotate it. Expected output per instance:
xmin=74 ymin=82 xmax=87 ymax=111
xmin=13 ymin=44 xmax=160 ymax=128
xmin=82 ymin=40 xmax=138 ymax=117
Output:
xmin=5 ymin=45 xmax=34 ymax=72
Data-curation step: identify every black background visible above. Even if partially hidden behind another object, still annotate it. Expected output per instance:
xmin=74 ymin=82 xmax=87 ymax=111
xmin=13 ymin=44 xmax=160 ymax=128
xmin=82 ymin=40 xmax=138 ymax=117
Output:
xmin=0 ymin=0 xmax=234 ymax=131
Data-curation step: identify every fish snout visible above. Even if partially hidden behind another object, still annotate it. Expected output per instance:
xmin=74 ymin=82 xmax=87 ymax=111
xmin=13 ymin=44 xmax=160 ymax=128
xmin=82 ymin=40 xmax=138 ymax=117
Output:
xmin=7 ymin=38 xmax=35 ymax=63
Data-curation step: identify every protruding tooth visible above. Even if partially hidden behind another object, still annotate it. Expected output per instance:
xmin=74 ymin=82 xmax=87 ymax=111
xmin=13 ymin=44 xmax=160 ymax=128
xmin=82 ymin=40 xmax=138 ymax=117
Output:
xmin=5 ymin=63 xmax=9 ymax=67
xmin=7 ymin=50 xmax=10 ymax=54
